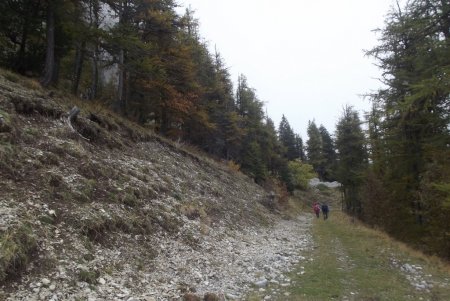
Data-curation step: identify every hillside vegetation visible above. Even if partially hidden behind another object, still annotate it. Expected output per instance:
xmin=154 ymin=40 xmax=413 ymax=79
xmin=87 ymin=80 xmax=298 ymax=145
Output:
xmin=0 ymin=72 xmax=296 ymax=300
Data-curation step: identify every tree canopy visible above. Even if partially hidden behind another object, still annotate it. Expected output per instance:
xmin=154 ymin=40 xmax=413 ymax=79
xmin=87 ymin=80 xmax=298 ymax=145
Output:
xmin=360 ymin=0 xmax=450 ymax=259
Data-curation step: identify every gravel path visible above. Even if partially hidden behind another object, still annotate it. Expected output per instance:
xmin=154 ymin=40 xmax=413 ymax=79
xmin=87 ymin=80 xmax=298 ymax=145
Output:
xmin=3 ymin=214 xmax=313 ymax=301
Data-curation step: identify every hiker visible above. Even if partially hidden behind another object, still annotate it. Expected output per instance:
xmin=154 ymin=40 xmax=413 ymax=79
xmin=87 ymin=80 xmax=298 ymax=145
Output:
xmin=321 ymin=203 xmax=329 ymax=220
xmin=313 ymin=202 xmax=321 ymax=218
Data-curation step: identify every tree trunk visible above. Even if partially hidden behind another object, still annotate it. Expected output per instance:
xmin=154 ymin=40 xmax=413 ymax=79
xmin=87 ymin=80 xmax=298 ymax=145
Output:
xmin=116 ymin=1 xmax=129 ymax=113
xmin=17 ymin=16 xmax=30 ymax=74
xmin=89 ymin=0 xmax=100 ymax=100
xmin=72 ymin=41 xmax=86 ymax=96
xmin=40 ymin=0 xmax=56 ymax=87
xmin=117 ymin=48 xmax=126 ymax=112
xmin=90 ymin=45 xmax=99 ymax=99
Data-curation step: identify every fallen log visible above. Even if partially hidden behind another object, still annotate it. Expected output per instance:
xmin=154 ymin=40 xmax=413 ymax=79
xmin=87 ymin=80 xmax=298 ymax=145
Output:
xmin=66 ymin=106 xmax=89 ymax=141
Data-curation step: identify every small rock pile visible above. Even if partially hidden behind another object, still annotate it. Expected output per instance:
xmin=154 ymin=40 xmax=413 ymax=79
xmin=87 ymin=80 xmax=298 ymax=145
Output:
xmin=390 ymin=258 xmax=434 ymax=292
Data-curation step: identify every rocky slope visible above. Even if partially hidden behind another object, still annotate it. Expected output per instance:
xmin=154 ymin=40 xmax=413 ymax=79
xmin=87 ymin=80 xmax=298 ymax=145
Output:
xmin=0 ymin=73 xmax=314 ymax=300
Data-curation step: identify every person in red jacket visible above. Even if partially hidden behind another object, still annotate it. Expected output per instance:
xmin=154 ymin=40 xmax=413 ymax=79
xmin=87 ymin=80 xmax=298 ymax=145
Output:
xmin=313 ymin=202 xmax=321 ymax=218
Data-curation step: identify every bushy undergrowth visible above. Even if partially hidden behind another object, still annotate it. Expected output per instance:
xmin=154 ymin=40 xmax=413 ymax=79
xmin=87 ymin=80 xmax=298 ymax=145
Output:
xmin=0 ymin=224 xmax=37 ymax=282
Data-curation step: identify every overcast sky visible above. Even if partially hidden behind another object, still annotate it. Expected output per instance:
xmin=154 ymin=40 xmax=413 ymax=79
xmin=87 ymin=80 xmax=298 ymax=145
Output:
xmin=176 ymin=0 xmax=394 ymax=139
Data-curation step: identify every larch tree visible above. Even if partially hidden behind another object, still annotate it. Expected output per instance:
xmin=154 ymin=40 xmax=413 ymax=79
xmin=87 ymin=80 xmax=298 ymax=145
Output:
xmin=278 ymin=115 xmax=298 ymax=161
xmin=294 ymin=134 xmax=305 ymax=162
xmin=236 ymin=74 xmax=268 ymax=182
xmin=319 ymin=125 xmax=336 ymax=181
xmin=306 ymin=120 xmax=325 ymax=180
xmin=365 ymin=0 xmax=450 ymax=257
xmin=335 ymin=106 xmax=367 ymax=215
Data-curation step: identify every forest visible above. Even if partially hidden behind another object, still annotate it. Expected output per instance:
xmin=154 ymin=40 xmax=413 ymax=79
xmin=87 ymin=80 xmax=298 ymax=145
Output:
xmin=0 ymin=0 xmax=448 ymax=259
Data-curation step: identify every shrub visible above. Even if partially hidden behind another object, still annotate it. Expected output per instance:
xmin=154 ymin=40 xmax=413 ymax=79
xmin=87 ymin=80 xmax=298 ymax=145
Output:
xmin=227 ymin=160 xmax=240 ymax=172
xmin=78 ymin=269 xmax=99 ymax=284
xmin=288 ymin=160 xmax=317 ymax=190
xmin=0 ymin=224 xmax=37 ymax=282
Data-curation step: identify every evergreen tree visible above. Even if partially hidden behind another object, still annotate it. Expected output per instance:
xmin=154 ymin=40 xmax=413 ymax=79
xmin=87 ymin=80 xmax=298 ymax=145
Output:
xmin=306 ymin=120 xmax=325 ymax=179
xmin=208 ymin=51 xmax=241 ymax=159
xmin=278 ymin=115 xmax=298 ymax=161
xmin=0 ymin=0 xmax=46 ymax=74
xmin=260 ymin=117 xmax=283 ymax=175
xmin=294 ymin=134 xmax=305 ymax=162
xmin=335 ymin=106 xmax=367 ymax=215
xmin=69 ymin=0 xmax=104 ymax=99
xmin=319 ymin=125 xmax=336 ymax=181
xmin=365 ymin=0 xmax=450 ymax=257
xmin=235 ymin=75 xmax=268 ymax=182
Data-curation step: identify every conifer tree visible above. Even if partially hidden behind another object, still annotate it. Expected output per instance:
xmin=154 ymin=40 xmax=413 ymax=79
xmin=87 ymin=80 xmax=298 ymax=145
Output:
xmin=70 ymin=0 xmax=104 ymax=99
xmin=294 ymin=134 xmax=305 ymax=162
xmin=306 ymin=120 xmax=325 ymax=179
xmin=319 ymin=125 xmax=336 ymax=181
xmin=278 ymin=115 xmax=298 ymax=161
xmin=365 ymin=0 xmax=450 ymax=257
xmin=235 ymin=74 xmax=268 ymax=182
xmin=335 ymin=106 xmax=367 ymax=215
xmin=0 ymin=0 xmax=46 ymax=74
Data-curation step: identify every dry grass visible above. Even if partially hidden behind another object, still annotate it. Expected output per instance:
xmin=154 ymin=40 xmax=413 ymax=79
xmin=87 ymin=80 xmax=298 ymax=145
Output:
xmin=0 ymin=224 xmax=37 ymax=282
xmin=0 ymin=69 xmax=43 ymax=92
xmin=338 ymin=213 xmax=450 ymax=273
xmin=339 ymin=212 xmax=450 ymax=296
xmin=180 ymin=203 xmax=208 ymax=221
xmin=226 ymin=160 xmax=241 ymax=172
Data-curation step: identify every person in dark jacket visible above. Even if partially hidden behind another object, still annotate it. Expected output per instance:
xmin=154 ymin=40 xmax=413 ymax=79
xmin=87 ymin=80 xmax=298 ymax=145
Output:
xmin=321 ymin=203 xmax=329 ymax=220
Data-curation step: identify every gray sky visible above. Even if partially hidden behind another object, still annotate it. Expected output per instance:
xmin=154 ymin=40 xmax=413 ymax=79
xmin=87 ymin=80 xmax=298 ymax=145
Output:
xmin=177 ymin=0 xmax=394 ymax=139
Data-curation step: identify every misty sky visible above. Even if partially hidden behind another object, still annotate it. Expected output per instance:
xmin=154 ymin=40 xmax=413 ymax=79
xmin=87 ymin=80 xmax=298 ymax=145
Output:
xmin=176 ymin=0 xmax=395 ymax=139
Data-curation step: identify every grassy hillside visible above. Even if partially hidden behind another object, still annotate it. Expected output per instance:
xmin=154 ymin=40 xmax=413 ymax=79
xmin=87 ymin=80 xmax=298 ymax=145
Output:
xmin=0 ymin=70 xmax=286 ymax=299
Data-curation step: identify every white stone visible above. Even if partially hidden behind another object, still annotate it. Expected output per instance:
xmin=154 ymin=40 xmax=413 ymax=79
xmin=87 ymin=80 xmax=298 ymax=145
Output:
xmin=254 ymin=279 xmax=268 ymax=287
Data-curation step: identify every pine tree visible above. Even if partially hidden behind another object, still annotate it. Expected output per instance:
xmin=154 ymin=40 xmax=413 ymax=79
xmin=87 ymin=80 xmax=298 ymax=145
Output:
xmin=306 ymin=120 xmax=325 ymax=179
xmin=365 ymin=0 xmax=450 ymax=257
xmin=40 ymin=0 xmax=81 ymax=87
xmin=294 ymin=134 xmax=305 ymax=162
xmin=70 ymin=0 xmax=104 ymax=99
xmin=278 ymin=115 xmax=298 ymax=161
xmin=260 ymin=117 xmax=284 ymax=176
xmin=319 ymin=125 xmax=336 ymax=181
xmin=235 ymin=74 xmax=268 ymax=182
xmin=0 ymin=0 xmax=46 ymax=74
xmin=335 ymin=106 xmax=367 ymax=215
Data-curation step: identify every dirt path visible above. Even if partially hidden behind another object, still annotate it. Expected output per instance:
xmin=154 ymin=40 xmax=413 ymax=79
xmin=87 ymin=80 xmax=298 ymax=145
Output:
xmin=247 ymin=212 xmax=450 ymax=301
